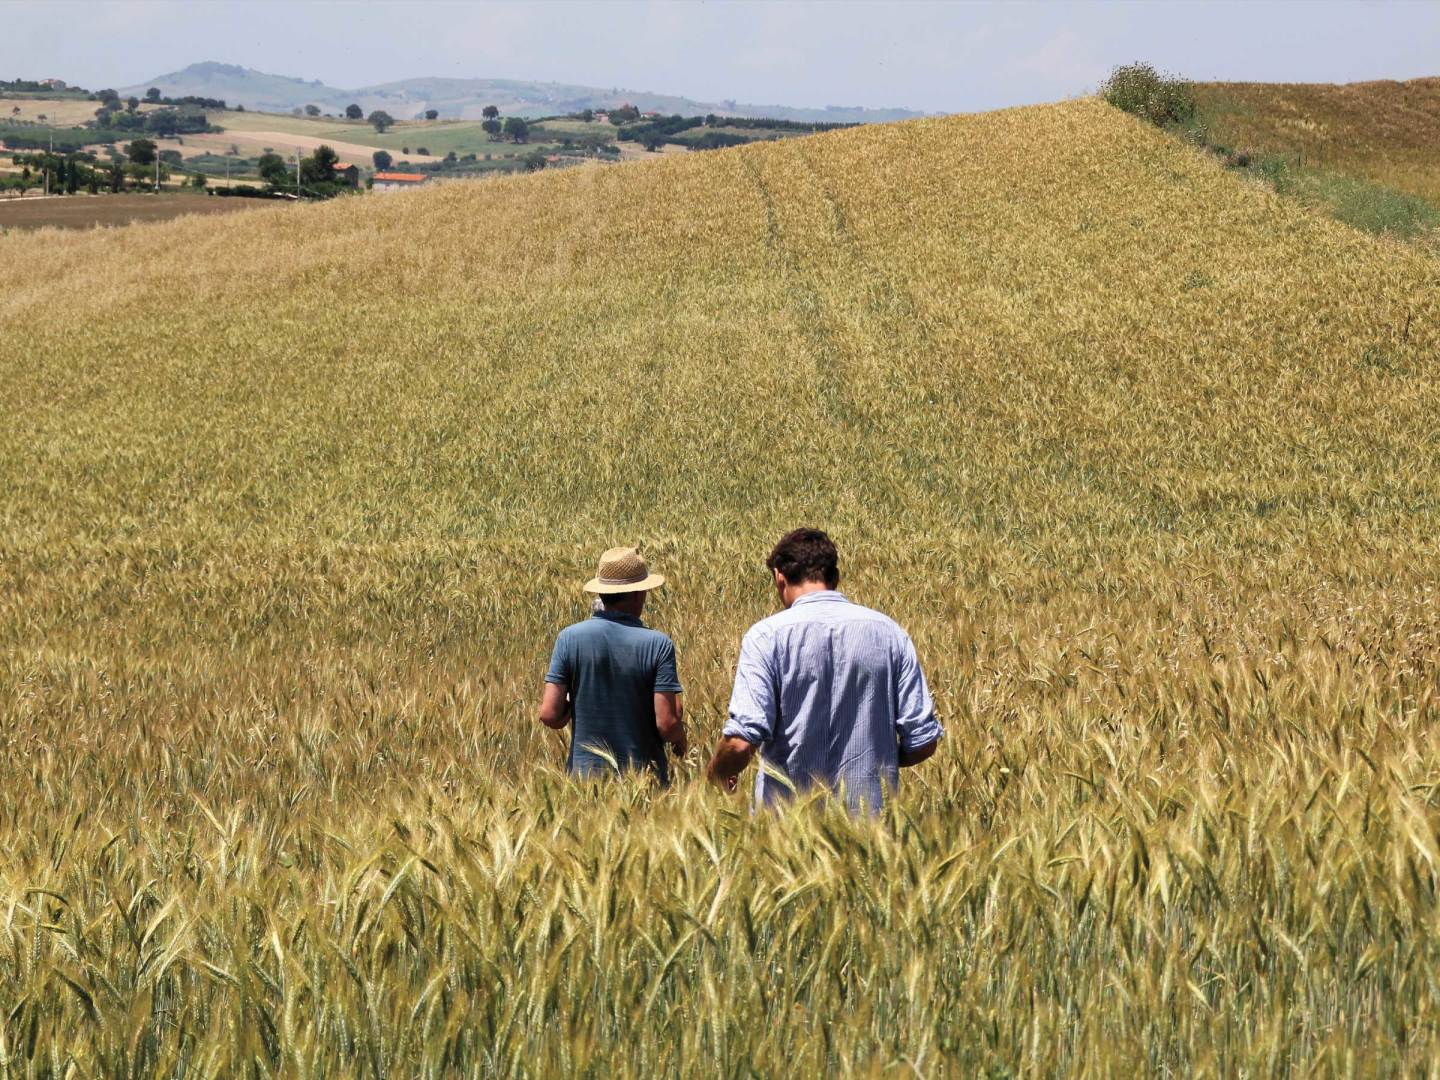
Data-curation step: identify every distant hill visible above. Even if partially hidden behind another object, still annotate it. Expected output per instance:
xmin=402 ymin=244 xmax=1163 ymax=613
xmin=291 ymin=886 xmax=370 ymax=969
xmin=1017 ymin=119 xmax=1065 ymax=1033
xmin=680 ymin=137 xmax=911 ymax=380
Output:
xmin=1193 ymin=76 xmax=1440 ymax=203
xmin=120 ymin=62 xmax=340 ymax=114
xmin=122 ymin=61 xmax=923 ymax=123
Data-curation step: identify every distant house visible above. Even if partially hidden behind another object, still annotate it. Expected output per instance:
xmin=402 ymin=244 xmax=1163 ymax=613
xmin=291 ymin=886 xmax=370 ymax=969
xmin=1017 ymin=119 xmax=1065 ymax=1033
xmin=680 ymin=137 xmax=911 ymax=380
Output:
xmin=41 ymin=78 xmax=68 ymax=90
xmin=372 ymin=171 xmax=429 ymax=192
xmin=641 ymin=111 xmax=661 ymax=118
xmin=593 ymin=112 xmax=609 ymax=124
xmin=334 ymin=162 xmax=360 ymax=188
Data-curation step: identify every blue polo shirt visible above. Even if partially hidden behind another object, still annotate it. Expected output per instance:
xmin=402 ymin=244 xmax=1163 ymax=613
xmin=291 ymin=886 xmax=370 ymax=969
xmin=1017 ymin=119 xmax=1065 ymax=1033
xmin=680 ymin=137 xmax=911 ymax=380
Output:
xmin=546 ymin=611 xmax=683 ymax=783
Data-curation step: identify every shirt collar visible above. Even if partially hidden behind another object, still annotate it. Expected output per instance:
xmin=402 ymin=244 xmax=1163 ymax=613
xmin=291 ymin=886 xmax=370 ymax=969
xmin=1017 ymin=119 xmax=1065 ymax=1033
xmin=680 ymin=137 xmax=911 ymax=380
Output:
xmin=592 ymin=609 xmax=644 ymax=627
xmin=790 ymin=590 xmax=848 ymax=608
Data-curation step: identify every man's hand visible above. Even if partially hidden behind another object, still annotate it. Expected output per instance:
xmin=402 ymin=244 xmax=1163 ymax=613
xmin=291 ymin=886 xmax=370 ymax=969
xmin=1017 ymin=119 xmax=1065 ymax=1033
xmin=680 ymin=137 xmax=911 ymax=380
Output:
xmin=898 ymin=737 xmax=939 ymax=768
xmin=707 ymin=735 xmax=756 ymax=790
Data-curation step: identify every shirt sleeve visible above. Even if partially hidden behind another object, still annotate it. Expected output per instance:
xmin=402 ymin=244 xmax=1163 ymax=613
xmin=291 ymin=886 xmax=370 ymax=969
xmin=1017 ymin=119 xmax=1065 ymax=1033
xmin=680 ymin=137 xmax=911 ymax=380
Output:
xmin=895 ymin=630 xmax=943 ymax=752
xmin=723 ymin=625 xmax=777 ymax=747
xmin=544 ymin=631 xmax=572 ymax=686
xmin=653 ymin=636 xmax=683 ymax=693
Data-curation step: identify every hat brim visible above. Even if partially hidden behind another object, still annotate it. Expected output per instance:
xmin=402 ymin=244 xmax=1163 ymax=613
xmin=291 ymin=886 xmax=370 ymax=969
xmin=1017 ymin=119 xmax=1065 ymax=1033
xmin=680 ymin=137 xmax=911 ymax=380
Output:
xmin=583 ymin=573 xmax=665 ymax=595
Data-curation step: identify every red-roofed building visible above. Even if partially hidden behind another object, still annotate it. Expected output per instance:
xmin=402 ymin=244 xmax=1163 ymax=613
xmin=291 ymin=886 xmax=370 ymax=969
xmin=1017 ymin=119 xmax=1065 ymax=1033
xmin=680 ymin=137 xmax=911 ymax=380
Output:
xmin=372 ymin=171 xmax=429 ymax=192
xmin=334 ymin=162 xmax=360 ymax=188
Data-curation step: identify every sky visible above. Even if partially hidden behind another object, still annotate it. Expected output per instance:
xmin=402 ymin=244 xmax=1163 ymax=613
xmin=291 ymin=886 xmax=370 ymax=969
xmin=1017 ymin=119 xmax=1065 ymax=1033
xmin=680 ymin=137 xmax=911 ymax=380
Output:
xmin=2 ymin=0 xmax=1437 ymax=113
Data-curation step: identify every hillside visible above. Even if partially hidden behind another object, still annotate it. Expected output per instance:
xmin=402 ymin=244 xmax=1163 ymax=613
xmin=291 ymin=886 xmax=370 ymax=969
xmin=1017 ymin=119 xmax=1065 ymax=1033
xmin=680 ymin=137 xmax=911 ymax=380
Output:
xmin=1194 ymin=76 xmax=1440 ymax=202
xmin=124 ymin=60 xmax=924 ymax=122
xmin=3 ymin=101 xmax=1440 ymax=1072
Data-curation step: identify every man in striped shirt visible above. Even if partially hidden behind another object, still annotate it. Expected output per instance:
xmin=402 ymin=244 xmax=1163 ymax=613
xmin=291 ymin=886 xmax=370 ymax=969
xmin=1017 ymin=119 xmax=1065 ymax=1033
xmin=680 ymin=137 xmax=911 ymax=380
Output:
xmin=707 ymin=528 xmax=942 ymax=812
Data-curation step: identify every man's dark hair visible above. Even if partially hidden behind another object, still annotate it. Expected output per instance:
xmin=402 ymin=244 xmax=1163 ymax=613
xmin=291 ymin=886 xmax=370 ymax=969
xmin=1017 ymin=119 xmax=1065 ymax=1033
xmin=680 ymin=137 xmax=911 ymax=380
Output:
xmin=767 ymin=528 xmax=839 ymax=589
xmin=601 ymin=591 xmax=639 ymax=609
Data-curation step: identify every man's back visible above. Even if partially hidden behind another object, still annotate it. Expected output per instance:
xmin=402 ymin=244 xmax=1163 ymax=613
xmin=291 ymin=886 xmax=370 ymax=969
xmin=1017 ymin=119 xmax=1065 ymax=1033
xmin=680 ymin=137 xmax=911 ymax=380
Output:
xmin=547 ymin=610 xmax=681 ymax=782
xmin=725 ymin=591 xmax=940 ymax=810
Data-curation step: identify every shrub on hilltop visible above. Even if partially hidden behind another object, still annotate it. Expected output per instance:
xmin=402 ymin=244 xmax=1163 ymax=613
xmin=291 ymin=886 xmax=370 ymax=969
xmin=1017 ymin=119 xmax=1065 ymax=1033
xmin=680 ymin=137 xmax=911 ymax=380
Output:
xmin=1100 ymin=62 xmax=1196 ymax=129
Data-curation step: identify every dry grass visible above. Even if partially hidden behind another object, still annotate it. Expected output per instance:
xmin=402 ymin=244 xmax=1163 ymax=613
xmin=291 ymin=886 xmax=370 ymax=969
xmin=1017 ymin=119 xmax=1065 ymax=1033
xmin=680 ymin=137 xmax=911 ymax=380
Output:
xmin=1 ymin=99 xmax=1438 ymax=1074
xmin=0 ymin=95 xmax=147 ymax=127
xmin=1194 ymin=77 xmax=1440 ymax=202
xmin=617 ymin=141 xmax=691 ymax=161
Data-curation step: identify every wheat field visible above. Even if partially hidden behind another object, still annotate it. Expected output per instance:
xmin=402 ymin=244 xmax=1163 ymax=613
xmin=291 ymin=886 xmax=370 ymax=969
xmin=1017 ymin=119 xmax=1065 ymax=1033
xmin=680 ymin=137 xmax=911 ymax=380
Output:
xmin=2 ymin=99 xmax=1439 ymax=1075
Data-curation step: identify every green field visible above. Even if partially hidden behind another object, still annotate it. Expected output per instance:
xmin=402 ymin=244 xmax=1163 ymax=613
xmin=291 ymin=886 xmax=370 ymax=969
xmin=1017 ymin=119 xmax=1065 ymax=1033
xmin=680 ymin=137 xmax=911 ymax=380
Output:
xmin=3 ymin=99 xmax=1440 ymax=1073
xmin=533 ymin=117 xmax=614 ymax=136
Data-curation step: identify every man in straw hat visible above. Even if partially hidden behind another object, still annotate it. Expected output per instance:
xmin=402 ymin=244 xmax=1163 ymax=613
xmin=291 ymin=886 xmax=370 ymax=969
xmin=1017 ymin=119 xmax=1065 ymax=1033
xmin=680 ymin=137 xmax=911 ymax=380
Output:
xmin=539 ymin=546 xmax=686 ymax=783
xmin=707 ymin=528 xmax=942 ymax=812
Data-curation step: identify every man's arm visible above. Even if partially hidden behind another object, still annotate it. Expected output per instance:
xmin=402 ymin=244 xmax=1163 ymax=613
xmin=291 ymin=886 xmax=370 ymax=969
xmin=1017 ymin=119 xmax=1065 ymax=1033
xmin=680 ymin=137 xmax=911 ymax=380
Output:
xmin=894 ymin=629 xmax=943 ymax=769
xmin=655 ymin=691 xmax=687 ymax=757
xmin=710 ymin=625 xmax=775 ymax=791
xmin=707 ymin=736 xmax=757 ymax=790
xmin=538 ymin=682 xmax=572 ymax=729
xmin=541 ymin=631 xmax=573 ymax=730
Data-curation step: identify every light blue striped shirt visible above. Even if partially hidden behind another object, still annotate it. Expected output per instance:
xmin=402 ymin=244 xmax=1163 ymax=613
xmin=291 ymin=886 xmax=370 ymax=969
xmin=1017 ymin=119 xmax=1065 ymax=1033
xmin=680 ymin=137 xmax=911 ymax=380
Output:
xmin=724 ymin=591 xmax=942 ymax=812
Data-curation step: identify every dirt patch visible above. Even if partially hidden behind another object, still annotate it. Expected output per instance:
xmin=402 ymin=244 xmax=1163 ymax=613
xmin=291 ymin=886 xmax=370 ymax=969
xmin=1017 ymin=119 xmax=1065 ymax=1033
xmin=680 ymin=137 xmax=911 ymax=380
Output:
xmin=0 ymin=193 xmax=279 ymax=231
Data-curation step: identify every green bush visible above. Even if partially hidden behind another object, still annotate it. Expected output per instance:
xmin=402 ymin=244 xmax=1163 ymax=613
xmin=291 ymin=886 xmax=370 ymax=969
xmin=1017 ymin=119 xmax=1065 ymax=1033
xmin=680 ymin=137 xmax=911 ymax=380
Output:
xmin=1100 ymin=63 xmax=1196 ymax=128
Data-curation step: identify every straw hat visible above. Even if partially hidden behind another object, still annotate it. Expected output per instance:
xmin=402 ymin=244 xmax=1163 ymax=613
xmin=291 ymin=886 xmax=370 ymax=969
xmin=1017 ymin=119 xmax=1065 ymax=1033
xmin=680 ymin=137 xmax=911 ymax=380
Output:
xmin=583 ymin=546 xmax=666 ymax=594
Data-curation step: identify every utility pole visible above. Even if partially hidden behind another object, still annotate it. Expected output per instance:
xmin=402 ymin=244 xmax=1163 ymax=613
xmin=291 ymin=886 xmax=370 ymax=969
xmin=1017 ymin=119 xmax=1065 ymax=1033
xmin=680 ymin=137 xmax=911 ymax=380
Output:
xmin=294 ymin=148 xmax=301 ymax=198
xmin=44 ymin=126 xmax=51 ymax=195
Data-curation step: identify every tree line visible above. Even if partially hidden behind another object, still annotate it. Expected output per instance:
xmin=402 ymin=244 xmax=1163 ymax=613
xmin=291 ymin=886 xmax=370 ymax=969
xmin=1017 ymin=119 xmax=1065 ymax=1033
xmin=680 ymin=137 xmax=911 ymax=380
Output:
xmin=613 ymin=113 xmax=858 ymax=152
xmin=0 ymin=141 xmax=186 ymax=196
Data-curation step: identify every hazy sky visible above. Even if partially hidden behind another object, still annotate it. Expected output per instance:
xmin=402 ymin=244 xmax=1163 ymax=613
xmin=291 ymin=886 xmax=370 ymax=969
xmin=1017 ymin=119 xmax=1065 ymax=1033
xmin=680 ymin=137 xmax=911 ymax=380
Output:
xmin=3 ymin=0 xmax=1436 ymax=112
